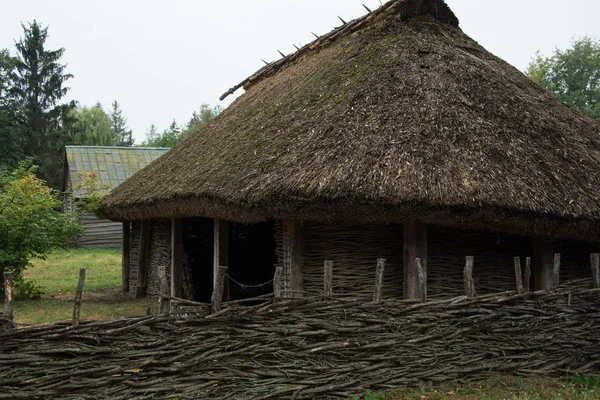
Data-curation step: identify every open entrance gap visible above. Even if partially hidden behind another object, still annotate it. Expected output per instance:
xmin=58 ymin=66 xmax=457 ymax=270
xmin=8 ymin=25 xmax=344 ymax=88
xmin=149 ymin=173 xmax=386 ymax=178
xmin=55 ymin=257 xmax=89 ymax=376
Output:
xmin=182 ymin=219 xmax=276 ymax=303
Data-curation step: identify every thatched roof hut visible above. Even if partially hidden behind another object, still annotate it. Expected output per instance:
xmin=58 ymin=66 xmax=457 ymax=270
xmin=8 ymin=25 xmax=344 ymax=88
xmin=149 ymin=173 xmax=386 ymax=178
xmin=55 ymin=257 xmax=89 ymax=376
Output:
xmin=101 ymin=0 xmax=600 ymax=302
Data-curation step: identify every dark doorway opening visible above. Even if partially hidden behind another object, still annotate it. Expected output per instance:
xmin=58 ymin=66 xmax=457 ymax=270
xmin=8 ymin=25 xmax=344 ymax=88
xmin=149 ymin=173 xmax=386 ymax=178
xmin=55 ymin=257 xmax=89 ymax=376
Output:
xmin=183 ymin=218 xmax=214 ymax=303
xmin=182 ymin=219 xmax=277 ymax=303
xmin=228 ymin=221 xmax=277 ymax=301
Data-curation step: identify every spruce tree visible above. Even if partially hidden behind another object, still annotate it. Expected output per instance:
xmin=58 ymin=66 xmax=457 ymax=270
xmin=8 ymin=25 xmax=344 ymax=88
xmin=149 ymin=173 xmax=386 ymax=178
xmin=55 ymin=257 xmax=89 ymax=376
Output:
xmin=110 ymin=100 xmax=134 ymax=146
xmin=9 ymin=21 xmax=75 ymax=188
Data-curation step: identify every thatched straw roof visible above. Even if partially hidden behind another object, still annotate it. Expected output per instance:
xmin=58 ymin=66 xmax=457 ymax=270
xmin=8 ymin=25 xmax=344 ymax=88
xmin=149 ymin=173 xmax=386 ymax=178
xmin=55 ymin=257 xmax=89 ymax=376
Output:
xmin=100 ymin=0 xmax=600 ymax=240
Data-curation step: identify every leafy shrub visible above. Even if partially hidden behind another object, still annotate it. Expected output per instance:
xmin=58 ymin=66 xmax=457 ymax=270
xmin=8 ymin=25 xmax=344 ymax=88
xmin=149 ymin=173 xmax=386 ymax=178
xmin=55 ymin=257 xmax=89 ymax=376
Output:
xmin=0 ymin=159 xmax=82 ymax=298
xmin=69 ymin=170 xmax=109 ymax=217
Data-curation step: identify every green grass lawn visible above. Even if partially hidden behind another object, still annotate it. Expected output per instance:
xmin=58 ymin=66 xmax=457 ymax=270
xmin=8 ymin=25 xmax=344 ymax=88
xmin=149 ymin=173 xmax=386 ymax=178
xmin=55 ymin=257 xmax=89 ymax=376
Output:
xmin=381 ymin=375 xmax=600 ymax=399
xmin=26 ymin=248 xmax=123 ymax=295
xmin=5 ymin=248 xmax=153 ymax=325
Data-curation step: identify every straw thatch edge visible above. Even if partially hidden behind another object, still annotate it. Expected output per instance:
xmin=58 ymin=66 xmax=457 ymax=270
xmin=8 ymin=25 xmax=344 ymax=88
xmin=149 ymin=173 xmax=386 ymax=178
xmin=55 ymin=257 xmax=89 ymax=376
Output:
xmin=100 ymin=195 xmax=600 ymax=241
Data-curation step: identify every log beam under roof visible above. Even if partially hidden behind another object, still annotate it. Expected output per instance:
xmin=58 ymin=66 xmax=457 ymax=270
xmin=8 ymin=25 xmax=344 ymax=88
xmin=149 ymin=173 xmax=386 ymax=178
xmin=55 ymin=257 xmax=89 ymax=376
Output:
xmin=403 ymin=222 xmax=427 ymax=300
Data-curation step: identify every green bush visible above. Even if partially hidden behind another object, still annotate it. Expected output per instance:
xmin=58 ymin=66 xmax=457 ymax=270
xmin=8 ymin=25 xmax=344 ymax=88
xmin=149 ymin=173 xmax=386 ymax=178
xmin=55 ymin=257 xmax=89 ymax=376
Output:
xmin=0 ymin=159 xmax=82 ymax=298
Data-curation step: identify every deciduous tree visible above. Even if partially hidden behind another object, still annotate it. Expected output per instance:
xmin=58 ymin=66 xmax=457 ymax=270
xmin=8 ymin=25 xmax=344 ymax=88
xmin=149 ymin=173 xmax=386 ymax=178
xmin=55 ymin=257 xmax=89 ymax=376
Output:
xmin=68 ymin=104 xmax=120 ymax=146
xmin=142 ymin=120 xmax=181 ymax=148
xmin=181 ymin=103 xmax=222 ymax=138
xmin=0 ymin=160 xmax=81 ymax=298
xmin=527 ymin=37 xmax=600 ymax=122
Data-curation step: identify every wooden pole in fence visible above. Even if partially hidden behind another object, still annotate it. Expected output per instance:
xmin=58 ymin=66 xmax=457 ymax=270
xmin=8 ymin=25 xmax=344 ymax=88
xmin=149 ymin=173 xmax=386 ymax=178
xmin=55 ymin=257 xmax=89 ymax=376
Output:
xmin=158 ymin=267 xmax=169 ymax=315
xmin=591 ymin=254 xmax=600 ymax=289
xmin=514 ymin=257 xmax=524 ymax=294
xmin=72 ymin=269 xmax=86 ymax=327
xmin=211 ymin=266 xmax=228 ymax=313
xmin=324 ymin=261 xmax=333 ymax=298
xmin=524 ymin=257 xmax=532 ymax=293
xmin=464 ymin=256 xmax=476 ymax=298
xmin=415 ymin=258 xmax=426 ymax=302
xmin=553 ymin=253 xmax=561 ymax=288
xmin=3 ymin=271 xmax=14 ymax=325
xmin=273 ymin=266 xmax=283 ymax=299
xmin=373 ymin=259 xmax=386 ymax=302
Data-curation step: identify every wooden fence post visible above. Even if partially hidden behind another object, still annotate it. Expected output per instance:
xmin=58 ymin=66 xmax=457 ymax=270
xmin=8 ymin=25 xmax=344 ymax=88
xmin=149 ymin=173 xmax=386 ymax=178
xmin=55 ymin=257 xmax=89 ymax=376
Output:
xmin=72 ymin=269 xmax=86 ymax=327
xmin=3 ymin=272 xmax=14 ymax=325
xmin=158 ymin=267 xmax=169 ymax=315
xmin=373 ymin=259 xmax=386 ymax=302
xmin=211 ymin=266 xmax=228 ymax=313
xmin=415 ymin=258 xmax=426 ymax=302
xmin=324 ymin=261 xmax=333 ymax=298
xmin=273 ymin=266 xmax=283 ymax=299
xmin=553 ymin=253 xmax=561 ymax=288
xmin=591 ymin=254 xmax=600 ymax=289
xmin=514 ymin=257 xmax=524 ymax=294
xmin=524 ymin=257 xmax=532 ymax=293
xmin=464 ymin=256 xmax=476 ymax=298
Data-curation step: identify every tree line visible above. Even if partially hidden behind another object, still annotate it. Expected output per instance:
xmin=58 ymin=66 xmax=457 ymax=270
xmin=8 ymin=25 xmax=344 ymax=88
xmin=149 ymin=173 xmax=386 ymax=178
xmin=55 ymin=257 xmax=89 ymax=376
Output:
xmin=0 ymin=21 xmax=221 ymax=189
xmin=526 ymin=36 xmax=600 ymax=122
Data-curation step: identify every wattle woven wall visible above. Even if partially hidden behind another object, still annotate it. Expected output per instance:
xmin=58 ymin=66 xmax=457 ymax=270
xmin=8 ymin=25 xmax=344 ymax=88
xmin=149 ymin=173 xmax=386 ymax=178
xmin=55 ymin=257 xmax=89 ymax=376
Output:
xmin=275 ymin=222 xmax=598 ymax=300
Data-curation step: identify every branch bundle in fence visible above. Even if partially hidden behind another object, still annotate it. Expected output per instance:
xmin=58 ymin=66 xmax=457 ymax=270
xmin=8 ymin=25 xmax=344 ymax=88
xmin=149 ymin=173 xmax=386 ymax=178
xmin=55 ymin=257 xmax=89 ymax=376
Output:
xmin=1 ymin=279 xmax=600 ymax=399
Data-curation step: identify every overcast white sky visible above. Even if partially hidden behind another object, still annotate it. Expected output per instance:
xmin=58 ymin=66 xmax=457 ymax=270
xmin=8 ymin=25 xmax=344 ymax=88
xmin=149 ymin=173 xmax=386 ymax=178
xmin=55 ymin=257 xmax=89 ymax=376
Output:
xmin=2 ymin=0 xmax=599 ymax=144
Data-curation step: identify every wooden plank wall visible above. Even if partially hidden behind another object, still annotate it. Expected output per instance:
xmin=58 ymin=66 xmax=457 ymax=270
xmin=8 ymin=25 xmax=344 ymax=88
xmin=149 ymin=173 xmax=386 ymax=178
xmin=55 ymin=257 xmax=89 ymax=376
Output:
xmin=77 ymin=213 xmax=122 ymax=249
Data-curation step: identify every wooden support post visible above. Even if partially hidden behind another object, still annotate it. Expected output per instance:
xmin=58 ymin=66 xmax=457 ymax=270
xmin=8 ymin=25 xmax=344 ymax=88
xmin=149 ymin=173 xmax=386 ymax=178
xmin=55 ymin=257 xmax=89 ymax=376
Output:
xmin=591 ymin=254 xmax=600 ymax=289
xmin=285 ymin=220 xmax=304 ymax=298
xmin=464 ymin=256 xmax=476 ymax=298
xmin=122 ymin=221 xmax=131 ymax=293
xmin=415 ymin=258 xmax=426 ymax=302
xmin=514 ymin=257 xmax=524 ymax=294
xmin=533 ymin=238 xmax=554 ymax=291
xmin=135 ymin=220 xmax=152 ymax=298
xmin=324 ymin=261 xmax=333 ymax=298
xmin=273 ymin=266 xmax=283 ymax=299
xmin=403 ymin=222 xmax=427 ymax=300
xmin=553 ymin=253 xmax=561 ymax=288
xmin=72 ymin=269 xmax=86 ymax=327
xmin=213 ymin=219 xmax=230 ymax=301
xmin=211 ymin=266 xmax=228 ymax=313
xmin=171 ymin=218 xmax=183 ymax=299
xmin=158 ymin=267 xmax=169 ymax=315
xmin=373 ymin=259 xmax=386 ymax=302
xmin=524 ymin=257 xmax=532 ymax=293
xmin=3 ymin=272 xmax=14 ymax=325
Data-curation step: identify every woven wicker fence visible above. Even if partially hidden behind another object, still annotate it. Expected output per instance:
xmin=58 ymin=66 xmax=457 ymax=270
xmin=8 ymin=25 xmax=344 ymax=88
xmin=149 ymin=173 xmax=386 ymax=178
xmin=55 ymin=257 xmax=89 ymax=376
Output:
xmin=1 ymin=279 xmax=600 ymax=400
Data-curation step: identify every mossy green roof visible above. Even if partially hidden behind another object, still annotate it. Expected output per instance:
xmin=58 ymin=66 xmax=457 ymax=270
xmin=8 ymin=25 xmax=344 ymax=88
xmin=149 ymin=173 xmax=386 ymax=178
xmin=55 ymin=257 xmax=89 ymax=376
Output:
xmin=64 ymin=146 xmax=169 ymax=197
